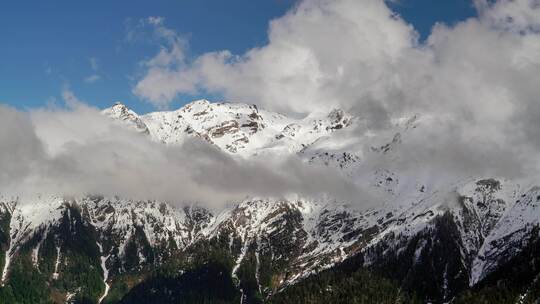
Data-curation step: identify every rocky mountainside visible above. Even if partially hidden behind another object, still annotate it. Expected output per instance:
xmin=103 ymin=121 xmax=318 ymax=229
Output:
xmin=1 ymin=100 xmax=540 ymax=303
xmin=104 ymin=100 xmax=351 ymax=155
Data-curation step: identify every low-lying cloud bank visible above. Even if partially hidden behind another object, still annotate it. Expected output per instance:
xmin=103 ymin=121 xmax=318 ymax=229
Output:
xmin=0 ymin=98 xmax=368 ymax=209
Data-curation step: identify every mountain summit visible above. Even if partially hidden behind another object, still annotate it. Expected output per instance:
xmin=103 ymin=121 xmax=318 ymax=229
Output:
xmin=102 ymin=100 xmax=353 ymax=156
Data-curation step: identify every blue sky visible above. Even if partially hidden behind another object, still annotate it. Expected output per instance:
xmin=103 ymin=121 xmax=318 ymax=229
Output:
xmin=0 ymin=0 xmax=477 ymax=114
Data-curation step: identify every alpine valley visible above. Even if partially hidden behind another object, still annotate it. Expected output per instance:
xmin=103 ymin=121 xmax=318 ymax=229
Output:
xmin=1 ymin=100 xmax=540 ymax=304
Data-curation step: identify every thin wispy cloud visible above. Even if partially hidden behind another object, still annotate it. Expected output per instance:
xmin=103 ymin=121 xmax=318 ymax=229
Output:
xmin=90 ymin=57 xmax=99 ymax=71
xmin=84 ymin=74 xmax=101 ymax=83
xmin=84 ymin=57 xmax=101 ymax=84
xmin=129 ymin=16 xmax=193 ymax=109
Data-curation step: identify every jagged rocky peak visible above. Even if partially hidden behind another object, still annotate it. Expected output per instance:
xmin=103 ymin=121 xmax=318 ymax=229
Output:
xmin=103 ymin=102 xmax=135 ymax=119
xmin=103 ymin=99 xmax=357 ymax=156
xmin=183 ymin=98 xmax=211 ymax=107
xmin=102 ymin=102 xmax=150 ymax=134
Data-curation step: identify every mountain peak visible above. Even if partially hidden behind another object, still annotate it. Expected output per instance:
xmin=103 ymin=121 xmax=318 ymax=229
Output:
xmin=182 ymin=99 xmax=211 ymax=109
xmin=104 ymin=101 xmax=133 ymax=116
xmin=110 ymin=101 xmax=129 ymax=110
xmin=102 ymin=99 xmax=357 ymax=156
xmin=102 ymin=102 xmax=149 ymax=134
xmin=192 ymin=99 xmax=210 ymax=105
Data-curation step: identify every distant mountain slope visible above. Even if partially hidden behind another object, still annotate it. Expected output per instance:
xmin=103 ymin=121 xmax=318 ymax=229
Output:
xmin=0 ymin=100 xmax=539 ymax=303
xmin=103 ymin=99 xmax=352 ymax=156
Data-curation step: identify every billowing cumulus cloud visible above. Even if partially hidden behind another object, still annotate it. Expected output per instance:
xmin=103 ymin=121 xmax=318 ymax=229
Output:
xmin=134 ymin=0 xmax=418 ymax=114
xmin=131 ymin=17 xmax=196 ymax=109
xmin=132 ymin=0 xmax=540 ymax=185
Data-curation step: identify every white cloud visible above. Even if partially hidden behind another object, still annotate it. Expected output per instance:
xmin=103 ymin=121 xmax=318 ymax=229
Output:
xmin=131 ymin=0 xmax=540 ymax=183
xmin=84 ymin=74 xmax=101 ymax=83
xmin=85 ymin=57 xmax=101 ymax=83
xmin=61 ymin=87 xmax=83 ymax=106
xmin=134 ymin=0 xmax=418 ymax=113
xmin=90 ymin=57 xmax=99 ymax=71
xmin=128 ymin=16 xmax=193 ymax=109
xmin=476 ymin=0 xmax=540 ymax=33
xmin=3 ymin=0 xmax=540 ymax=210
xmin=0 ymin=95 xmax=368 ymax=208
xmin=147 ymin=16 xmax=165 ymax=26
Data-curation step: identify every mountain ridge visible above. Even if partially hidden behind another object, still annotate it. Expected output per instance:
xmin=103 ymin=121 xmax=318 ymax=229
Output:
xmin=0 ymin=100 xmax=539 ymax=303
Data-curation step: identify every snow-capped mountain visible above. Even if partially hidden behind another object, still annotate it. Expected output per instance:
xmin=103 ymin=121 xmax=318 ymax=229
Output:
xmin=103 ymin=99 xmax=352 ymax=156
xmin=1 ymin=100 xmax=540 ymax=304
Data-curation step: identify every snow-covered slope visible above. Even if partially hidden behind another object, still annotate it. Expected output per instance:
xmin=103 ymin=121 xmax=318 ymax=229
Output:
xmin=102 ymin=102 xmax=150 ymax=135
xmin=2 ymin=100 xmax=540 ymax=303
xmin=104 ymin=99 xmax=352 ymax=156
xmin=99 ymin=100 xmax=540 ymax=294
